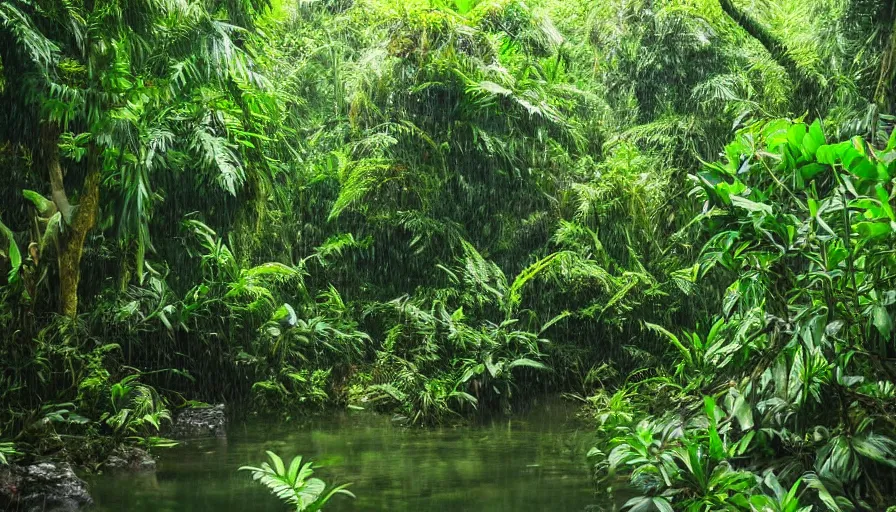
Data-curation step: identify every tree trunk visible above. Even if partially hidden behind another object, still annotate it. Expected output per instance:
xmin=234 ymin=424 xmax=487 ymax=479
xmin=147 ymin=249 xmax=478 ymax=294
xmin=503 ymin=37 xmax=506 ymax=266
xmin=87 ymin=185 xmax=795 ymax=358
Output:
xmin=875 ymin=11 xmax=896 ymax=113
xmin=57 ymin=166 xmax=99 ymax=318
xmin=718 ymin=0 xmax=820 ymax=115
xmin=42 ymin=127 xmax=101 ymax=318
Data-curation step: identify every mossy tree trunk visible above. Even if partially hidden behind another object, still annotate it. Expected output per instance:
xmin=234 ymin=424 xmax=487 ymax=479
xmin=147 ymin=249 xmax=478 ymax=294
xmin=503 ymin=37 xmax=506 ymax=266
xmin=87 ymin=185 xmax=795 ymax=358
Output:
xmin=42 ymin=125 xmax=101 ymax=318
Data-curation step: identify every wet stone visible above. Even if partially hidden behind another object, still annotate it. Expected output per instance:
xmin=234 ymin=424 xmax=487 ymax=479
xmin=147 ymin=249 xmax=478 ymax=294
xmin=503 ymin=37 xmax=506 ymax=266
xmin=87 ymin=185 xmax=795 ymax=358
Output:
xmin=103 ymin=446 xmax=156 ymax=472
xmin=171 ymin=404 xmax=227 ymax=438
xmin=0 ymin=462 xmax=93 ymax=512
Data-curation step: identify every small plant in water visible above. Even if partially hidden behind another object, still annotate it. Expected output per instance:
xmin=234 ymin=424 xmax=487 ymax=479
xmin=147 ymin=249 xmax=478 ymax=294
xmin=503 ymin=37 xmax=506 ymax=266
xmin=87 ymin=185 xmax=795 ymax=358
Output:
xmin=240 ymin=451 xmax=354 ymax=511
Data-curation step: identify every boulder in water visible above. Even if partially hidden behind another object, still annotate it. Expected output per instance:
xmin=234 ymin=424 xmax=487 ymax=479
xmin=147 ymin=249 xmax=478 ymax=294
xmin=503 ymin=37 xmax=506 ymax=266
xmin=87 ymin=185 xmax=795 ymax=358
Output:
xmin=0 ymin=462 xmax=93 ymax=511
xmin=102 ymin=446 xmax=156 ymax=472
xmin=171 ymin=403 xmax=227 ymax=438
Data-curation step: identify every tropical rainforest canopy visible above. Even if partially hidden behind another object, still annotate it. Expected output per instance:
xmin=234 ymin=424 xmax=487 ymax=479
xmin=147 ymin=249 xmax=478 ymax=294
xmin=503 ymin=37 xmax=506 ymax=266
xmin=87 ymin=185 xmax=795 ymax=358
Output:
xmin=1 ymin=0 xmax=896 ymax=508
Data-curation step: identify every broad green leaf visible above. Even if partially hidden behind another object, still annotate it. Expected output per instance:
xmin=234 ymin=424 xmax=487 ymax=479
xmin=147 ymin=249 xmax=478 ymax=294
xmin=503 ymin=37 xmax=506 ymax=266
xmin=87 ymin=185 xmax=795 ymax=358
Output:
xmin=731 ymin=393 xmax=753 ymax=430
xmin=807 ymin=197 xmax=819 ymax=218
xmin=763 ymin=119 xmax=792 ymax=147
xmin=816 ymin=144 xmax=836 ymax=165
xmin=730 ymin=195 xmax=773 ymax=215
xmin=872 ymin=305 xmax=892 ymax=339
xmin=703 ymin=396 xmax=725 ymax=461
xmin=856 ymin=221 xmax=891 ymax=240
xmin=22 ymin=189 xmax=56 ymax=216
xmin=816 ymin=141 xmax=852 ymax=165
xmin=0 ymin=219 xmax=21 ymax=284
xmin=787 ymin=123 xmax=807 ymax=150
xmin=848 ymin=157 xmax=879 ymax=180
xmin=800 ymin=163 xmax=826 ymax=181
xmin=876 ymin=185 xmax=895 ymax=221
xmin=454 ymin=0 xmax=475 ymax=14
xmin=804 ymin=119 xmax=826 ymax=155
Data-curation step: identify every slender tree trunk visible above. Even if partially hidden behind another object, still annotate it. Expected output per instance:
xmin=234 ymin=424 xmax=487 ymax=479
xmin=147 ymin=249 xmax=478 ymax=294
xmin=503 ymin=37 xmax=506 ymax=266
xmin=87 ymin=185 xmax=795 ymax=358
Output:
xmin=42 ymin=127 xmax=101 ymax=318
xmin=875 ymin=11 xmax=896 ymax=113
xmin=718 ymin=0 xmax=820 ymax=115
xmin=43 ymin=125 xmax=73 ymax=223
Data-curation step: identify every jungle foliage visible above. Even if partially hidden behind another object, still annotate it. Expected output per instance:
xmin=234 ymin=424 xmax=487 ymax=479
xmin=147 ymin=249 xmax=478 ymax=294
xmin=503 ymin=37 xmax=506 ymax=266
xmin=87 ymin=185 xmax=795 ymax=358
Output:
xmin=1 ymin=0 xmax=896 ymax=508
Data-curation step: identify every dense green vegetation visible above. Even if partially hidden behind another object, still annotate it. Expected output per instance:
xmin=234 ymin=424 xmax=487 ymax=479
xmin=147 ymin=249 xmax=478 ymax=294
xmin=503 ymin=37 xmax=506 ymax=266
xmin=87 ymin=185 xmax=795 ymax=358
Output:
xmin=2 ymin=0 xmax=896 ymax=508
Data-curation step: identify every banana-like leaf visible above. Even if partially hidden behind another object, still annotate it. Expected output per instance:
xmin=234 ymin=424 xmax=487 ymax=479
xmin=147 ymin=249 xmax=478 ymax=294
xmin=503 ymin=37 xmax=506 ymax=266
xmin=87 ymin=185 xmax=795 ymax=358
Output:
xmin=0 ymin=218 xmax=22 ymax=284
xmin=22 ymin=189 xmax=56 ymax=216
xmin=41 ymin=211 xmax=63 ymax=254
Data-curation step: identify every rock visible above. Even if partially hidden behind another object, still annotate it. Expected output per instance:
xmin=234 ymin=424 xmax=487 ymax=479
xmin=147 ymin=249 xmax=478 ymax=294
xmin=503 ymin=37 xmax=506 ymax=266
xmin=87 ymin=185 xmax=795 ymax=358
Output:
xmin=103 ymin=446 xmax=156 ymax=472
xmin=0 ymin=462 xmax=93 ymax=512
xmin=171 ymin=403 xmax=227 ymax=438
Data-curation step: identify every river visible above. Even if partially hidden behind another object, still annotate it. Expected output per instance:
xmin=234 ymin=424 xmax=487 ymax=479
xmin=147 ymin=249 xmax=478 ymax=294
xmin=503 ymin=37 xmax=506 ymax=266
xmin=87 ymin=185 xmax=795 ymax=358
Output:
xmin=86 ymin=397 xmax=611 ymax=511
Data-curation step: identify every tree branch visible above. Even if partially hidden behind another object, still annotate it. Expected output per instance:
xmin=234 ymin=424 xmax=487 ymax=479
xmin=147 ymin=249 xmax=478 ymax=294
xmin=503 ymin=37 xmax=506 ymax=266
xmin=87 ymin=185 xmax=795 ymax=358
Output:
xmin=718 ymin=0 xmax=820 ymax=114
xmin=41 ymin=123 xmax=74 ymax=224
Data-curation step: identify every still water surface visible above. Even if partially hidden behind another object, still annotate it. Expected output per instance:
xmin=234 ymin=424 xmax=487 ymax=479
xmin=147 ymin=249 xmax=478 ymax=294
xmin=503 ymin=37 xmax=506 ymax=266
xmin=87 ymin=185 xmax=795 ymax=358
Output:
xmin=87 ymin=398 xmax=607 ymax=511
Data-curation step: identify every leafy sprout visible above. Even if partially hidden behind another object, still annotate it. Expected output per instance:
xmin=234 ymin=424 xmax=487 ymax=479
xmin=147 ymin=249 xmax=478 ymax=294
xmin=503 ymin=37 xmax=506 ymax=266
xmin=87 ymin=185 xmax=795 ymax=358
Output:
xmin=240 ymin=451 xmax=355 ymax=511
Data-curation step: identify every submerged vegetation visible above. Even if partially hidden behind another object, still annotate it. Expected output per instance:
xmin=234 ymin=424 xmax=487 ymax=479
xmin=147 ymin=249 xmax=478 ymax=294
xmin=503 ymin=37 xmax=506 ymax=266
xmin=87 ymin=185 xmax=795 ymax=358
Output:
xmin=1 ymin=0 xmax=896 ymax=508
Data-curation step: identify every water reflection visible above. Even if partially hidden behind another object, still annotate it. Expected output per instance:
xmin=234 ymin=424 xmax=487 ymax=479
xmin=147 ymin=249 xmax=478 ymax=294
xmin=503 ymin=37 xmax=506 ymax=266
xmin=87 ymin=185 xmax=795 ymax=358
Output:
xmin=87 ymin=398 xmax=609 ymax=511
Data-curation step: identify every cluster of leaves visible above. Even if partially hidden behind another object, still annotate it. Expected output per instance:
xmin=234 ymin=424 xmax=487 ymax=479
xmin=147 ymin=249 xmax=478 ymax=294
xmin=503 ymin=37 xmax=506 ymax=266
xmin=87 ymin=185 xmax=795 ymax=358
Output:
xmin=103 ymin=219 xmax=371 ymax=414
xmin=587 ymin=120 xmax=896 ymax=510
xmin=240 ymin=451 xmax=355 ymax=511
xmin=591 ymin=396 xmax=815 ymax=511
xmin=0 ymin=0 xmax=289 ymax=460
xmin=354 ymin=241 xmax=556 ymax=423
xmin=0 ymin=442 xmax=17 ymax=465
